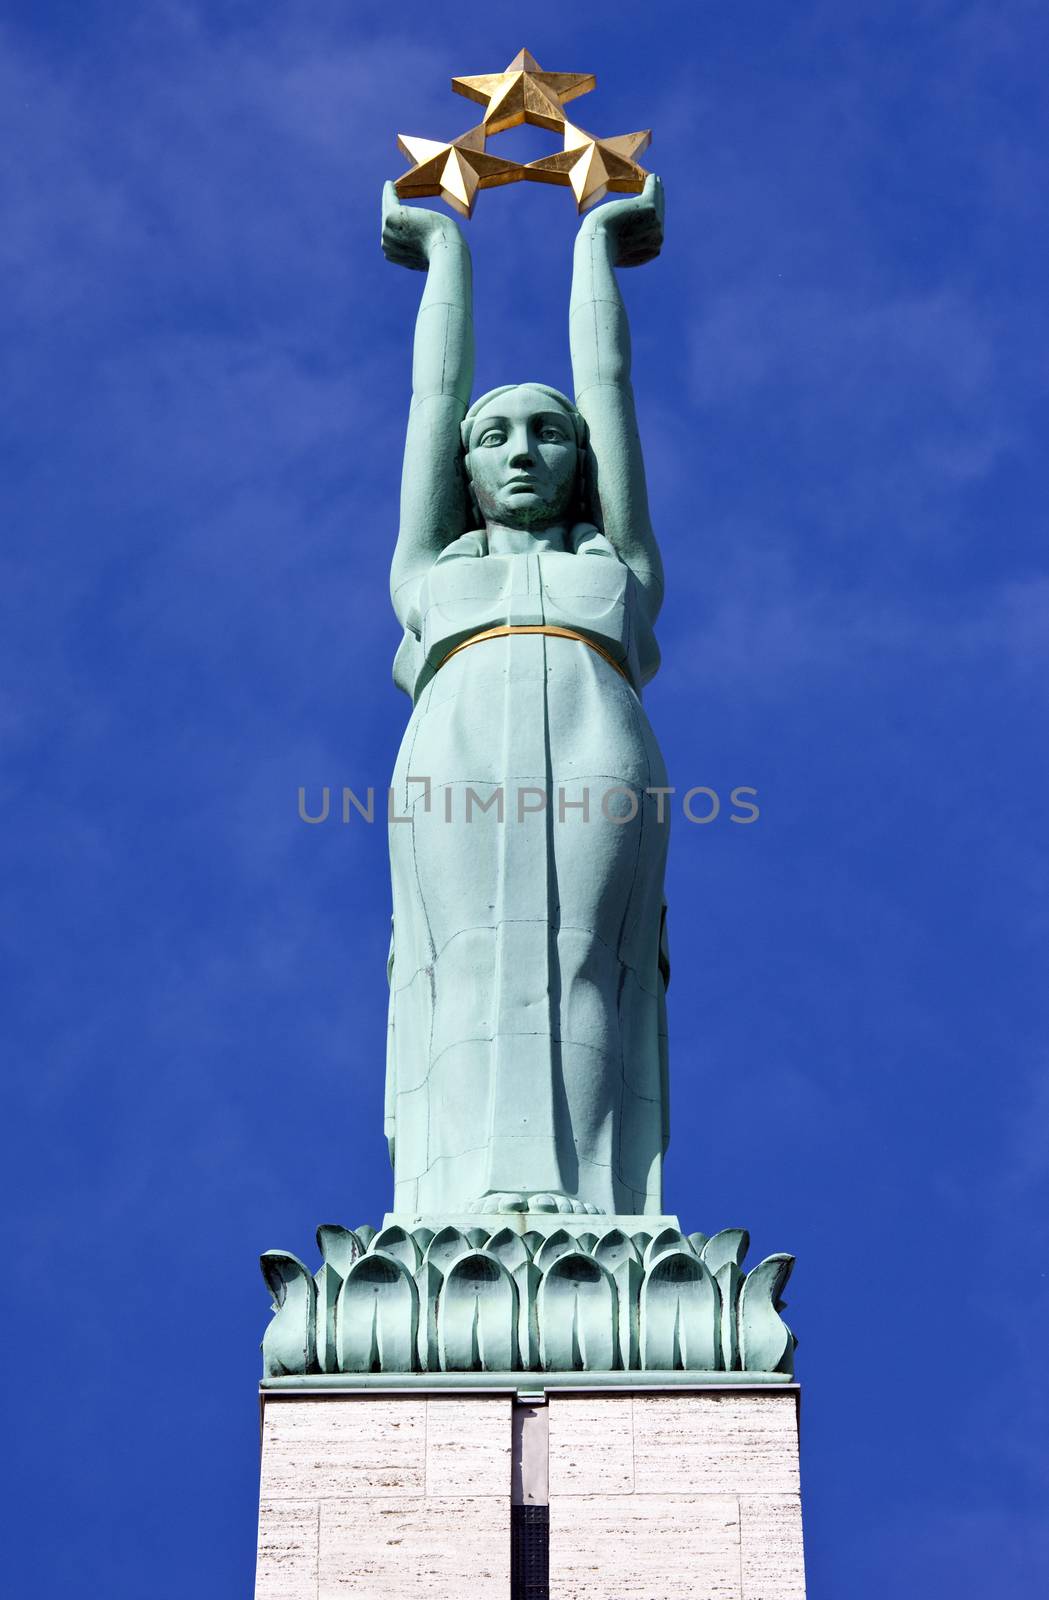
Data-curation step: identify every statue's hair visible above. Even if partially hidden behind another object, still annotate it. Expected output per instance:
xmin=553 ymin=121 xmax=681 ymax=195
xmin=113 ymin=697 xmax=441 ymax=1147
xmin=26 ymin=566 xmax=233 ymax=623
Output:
xmin=460 ymin=383 xmax=590 ymax=524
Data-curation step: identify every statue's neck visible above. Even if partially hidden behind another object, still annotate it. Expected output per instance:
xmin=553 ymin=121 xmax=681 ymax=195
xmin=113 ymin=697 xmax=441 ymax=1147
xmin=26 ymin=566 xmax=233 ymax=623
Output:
xmin=485 ymin=522 xmax=568 ymax=555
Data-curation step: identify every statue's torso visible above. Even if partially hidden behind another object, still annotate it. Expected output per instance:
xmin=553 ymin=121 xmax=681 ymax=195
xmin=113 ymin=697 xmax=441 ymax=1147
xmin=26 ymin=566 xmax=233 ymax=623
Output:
xmin=394 ymin=531 xmax=659 ymax=700
xmin=387 ymin=533 xmax=669 ymax=1217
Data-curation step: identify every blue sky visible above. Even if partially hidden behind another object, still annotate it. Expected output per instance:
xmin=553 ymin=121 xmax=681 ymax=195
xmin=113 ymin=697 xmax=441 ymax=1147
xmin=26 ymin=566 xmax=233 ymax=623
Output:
xmin=4 ymin=1 xmax=1047 ymax=1593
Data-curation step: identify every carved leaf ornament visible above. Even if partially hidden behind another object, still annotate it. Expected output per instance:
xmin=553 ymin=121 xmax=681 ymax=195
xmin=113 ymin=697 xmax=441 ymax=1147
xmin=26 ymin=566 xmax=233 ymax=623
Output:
xmin=261 ymin=1222 xmax=796 ymax=1378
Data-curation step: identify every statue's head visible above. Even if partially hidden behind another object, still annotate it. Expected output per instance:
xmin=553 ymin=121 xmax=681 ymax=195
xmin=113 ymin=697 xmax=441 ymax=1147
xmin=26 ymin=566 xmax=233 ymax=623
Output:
xmin=461 ymin=383 xmax=588 ymax=531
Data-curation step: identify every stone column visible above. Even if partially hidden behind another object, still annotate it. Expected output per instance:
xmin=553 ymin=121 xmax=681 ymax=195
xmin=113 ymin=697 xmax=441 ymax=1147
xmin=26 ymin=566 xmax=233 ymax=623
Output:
xmin=253 ymin=1383 xmax=805 ymax=1599
xmin=546 ymin=1389 xmax=806 ymax=1599
xmin=254 ymin=1394 xmax=511 ymax=1598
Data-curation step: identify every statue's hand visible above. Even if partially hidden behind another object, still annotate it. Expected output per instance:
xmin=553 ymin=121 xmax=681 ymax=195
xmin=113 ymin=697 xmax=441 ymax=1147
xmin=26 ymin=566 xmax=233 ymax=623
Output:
xmin=381 ymin=181 xmax=462 ymax=271
xmin=583 ymin=173 xmax=664 ymax=268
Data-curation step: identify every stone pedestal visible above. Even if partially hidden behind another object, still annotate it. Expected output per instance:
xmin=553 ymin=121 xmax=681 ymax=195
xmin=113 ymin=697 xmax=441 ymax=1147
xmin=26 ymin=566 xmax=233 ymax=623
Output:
xmin=545 ymin=1390 xmax=805 ymax=1599
xmin=254 ymin=1384 xmax=806 ymax=1598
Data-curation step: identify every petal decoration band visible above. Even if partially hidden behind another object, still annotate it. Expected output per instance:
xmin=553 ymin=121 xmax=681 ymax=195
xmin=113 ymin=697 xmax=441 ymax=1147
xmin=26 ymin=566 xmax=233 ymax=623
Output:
xmin=437 ymin=623 xmax=630 ymax=681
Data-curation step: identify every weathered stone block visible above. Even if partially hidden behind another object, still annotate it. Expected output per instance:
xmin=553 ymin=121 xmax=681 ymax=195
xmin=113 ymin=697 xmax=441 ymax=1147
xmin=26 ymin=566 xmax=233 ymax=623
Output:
xmin=424 ymin=1396 xmax=512 ymax=1496
xmin=549 ymin=1493 xmax=742 ymax=1599
xmin=545 ymin=1391 xmax=805 ymax=1598
xmin=740 ymin=1494 xmax=807 ymax=1599
xmin=254 ymin=1500 xmax=317 ymax=1600
xmin=547 ymin=1394 xmax=635 ymax=1494
xmin=632 ymin=1392 xmax=800 ymax=1496
xmin=260 ymin=1397 xmax=426 ymax=1500
xmin=255 ymin=1396 xmax=513 ymax=1599
xmin=319 ymin=1496 xmax=509 ymax=1597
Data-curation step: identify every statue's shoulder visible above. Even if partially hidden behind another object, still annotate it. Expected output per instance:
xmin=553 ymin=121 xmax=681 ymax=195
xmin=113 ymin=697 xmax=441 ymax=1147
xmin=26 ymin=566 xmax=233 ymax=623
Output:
xmin=569 ymin=523 xmax=618 ymax=559
xmin=435 ymin=531 xmax=487 ymax=563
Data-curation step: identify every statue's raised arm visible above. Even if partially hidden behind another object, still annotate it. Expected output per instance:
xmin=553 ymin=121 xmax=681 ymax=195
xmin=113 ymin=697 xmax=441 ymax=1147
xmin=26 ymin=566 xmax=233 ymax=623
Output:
xmin=570 ymin=173 xmax=665 ymax=622
xmin=381 ymin=181 xmax=474 ymax=628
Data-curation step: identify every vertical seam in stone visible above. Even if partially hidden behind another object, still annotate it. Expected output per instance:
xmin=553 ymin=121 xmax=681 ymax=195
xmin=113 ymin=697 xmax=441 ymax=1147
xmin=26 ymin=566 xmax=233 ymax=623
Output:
xmin=439 ymin=301 xmax=450 ymax=394
xmin=423 ymin=1397 xmax=430 ymax=1499
xmin=628 ymin=1393 xmax=636 ymax=1495
xmin=736 ymin=1494 xmax=745 ymax=1600
xmin=541 ymin=1399 xmax=550 ymax=1507
xmin=485 ymin=577 xmax=519 ymax=1188
xmin=314 ymin=1499 xmax=320 ymax=1600
xmin=590 ymin=236 xmax=604 ymax=386
xmin=615 ymin=676 xmax=654 ymax=1207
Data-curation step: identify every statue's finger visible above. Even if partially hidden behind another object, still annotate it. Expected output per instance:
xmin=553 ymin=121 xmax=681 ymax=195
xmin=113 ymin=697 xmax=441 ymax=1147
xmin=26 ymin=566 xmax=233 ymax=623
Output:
xmin=648 ymin=174 xmax=665 ymax=225
xmin=381 ymin=179 xmax=401 ymax=223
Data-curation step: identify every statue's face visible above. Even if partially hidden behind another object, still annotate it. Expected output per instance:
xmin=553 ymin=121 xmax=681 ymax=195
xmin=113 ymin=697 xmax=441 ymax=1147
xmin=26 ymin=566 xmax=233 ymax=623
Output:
xmin=466 ymin=386 xmax=577 ymax=530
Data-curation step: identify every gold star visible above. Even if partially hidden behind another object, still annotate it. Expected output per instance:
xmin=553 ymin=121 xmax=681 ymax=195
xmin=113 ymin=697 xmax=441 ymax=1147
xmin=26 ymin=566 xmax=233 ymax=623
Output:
xmin=452 ymin=48 xmax=595 ymax=135
xmin=395 ymin=124 xmax=526 ymax=218
xmin=525 ymin=122 xmax=651 ymax=212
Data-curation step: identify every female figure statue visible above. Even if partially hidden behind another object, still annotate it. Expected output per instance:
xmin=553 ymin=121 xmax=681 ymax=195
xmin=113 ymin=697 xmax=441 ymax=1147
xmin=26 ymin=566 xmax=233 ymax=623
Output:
xmin=382 ymin=176 xmax=670 ymax=1218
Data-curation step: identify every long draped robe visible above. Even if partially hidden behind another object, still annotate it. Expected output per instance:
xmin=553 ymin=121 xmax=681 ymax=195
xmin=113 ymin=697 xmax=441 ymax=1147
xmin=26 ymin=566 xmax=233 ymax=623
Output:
xmin=386 ymin=525 xmax=669 ymax=1215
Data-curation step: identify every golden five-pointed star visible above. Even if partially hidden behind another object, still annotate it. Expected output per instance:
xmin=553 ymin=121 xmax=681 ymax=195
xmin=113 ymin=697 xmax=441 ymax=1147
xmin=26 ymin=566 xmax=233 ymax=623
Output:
xmin=452 ymin=48 xmax=595 ymax=134
xmin=525 ymin=122 xmax=651 ymax=212
xmin=394 ymin=49 xmax=651 ymax=217
xmin=394 ymin=125 xmax=525 ymax=218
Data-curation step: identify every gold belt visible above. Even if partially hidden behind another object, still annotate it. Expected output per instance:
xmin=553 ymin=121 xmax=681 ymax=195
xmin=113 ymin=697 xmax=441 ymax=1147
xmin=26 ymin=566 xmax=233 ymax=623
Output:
xmin=437 ymin=624 xmax=629 ymax=682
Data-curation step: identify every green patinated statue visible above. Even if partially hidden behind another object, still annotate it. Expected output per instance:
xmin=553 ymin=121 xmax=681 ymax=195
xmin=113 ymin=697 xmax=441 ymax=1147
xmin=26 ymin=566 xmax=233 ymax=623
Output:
xmin=258 ymin=162 xmax=798 ymax=1382
xmin=381 ymin=174 xmax=671 ymax=1219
